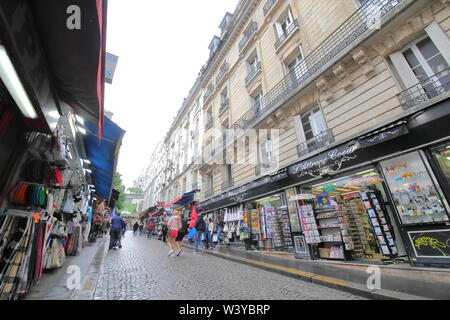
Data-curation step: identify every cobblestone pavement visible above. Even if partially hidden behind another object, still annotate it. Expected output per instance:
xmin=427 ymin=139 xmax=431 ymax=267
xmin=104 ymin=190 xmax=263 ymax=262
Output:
xmin=93 ymin=232 xmax=367 ymax=300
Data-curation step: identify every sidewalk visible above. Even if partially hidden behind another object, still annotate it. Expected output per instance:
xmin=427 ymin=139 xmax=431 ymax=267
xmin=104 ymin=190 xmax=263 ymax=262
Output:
xmin=23 ymin=236 xmax=108 ymax=300
xmin=183 ymin=241 xmax=450 ymax=300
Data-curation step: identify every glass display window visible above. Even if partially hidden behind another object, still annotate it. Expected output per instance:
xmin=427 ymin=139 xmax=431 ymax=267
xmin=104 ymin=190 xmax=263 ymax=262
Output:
xmin=381 ymin=151 xmax=450 ymax=225
xmin=431 ymin=142 xmax=450 ymax=189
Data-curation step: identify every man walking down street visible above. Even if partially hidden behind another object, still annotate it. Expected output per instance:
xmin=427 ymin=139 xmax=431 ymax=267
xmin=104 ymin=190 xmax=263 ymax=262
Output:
xmin=109 ymin=212 xmax=124 ymax=250
xmin=133 ymin=222 xmax=139 ymax=236
xmin=216 ymin=219 xmax=225 ymax=248
xmin=147 ymin=220 xmax=153 ymax=240
xmin=194 ymin=215 xmax=206 ymax=253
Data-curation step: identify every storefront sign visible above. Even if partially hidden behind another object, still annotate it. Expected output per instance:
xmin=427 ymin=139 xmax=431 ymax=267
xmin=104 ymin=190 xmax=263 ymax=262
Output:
xmin=358 ymin=124 xmax=408 ymax=148
xmin=289 ymin=141 xmax=360 ymax=179
xmin=408 ymin=229 xmax=450 ymax=258
xmin=105 ymin=52 xmax=119 ymax=84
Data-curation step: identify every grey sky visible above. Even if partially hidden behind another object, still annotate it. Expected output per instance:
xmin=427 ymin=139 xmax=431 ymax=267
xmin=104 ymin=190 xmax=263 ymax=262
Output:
xmin=105 ymin=0 xmax=239 ymax=188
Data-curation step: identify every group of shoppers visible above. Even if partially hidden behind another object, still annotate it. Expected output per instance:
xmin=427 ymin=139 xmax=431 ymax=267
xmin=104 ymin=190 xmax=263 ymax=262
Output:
xmin=194 ymin=215 xmax=225 ymax=253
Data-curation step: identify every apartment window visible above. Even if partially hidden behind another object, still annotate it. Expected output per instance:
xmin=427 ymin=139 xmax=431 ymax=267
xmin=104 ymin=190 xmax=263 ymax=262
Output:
xmin=206 ymin=108 xmax=213 ymax=128
xmin=275 ymin=7 xmax=294 ymax=38
xmin=220 ymin=88 xmax=229 ymax=112
xmin=259 ymin=138 xmax=273 ymax=166
xmin=251 ymin=89 xmax=264 ymax=113
xmin=246 ymin=52 xmax=261 ymax=84
xmin=223 ymin=164 xmax=233 ymax=184
xmin=294 ymin=105 xmax=333 ymax=155
xmin=285 ymin=46 xmax=308 ymax=84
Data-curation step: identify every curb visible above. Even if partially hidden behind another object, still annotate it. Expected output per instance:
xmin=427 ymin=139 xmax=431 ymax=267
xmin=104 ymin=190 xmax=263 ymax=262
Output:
xmin=70 ymin=236 xmax=109 ymax=300
xmin=183 ymin=244 xmax=430 ymax=300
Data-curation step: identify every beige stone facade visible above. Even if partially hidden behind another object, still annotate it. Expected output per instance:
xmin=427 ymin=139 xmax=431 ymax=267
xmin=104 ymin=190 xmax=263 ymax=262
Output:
xmin=141 ymin=0 xmax=450 ymax=209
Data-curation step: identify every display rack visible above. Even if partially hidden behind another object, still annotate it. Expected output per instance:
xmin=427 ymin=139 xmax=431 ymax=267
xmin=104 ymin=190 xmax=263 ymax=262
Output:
xmin=315 ymin=207 xmax=347 ymax=260
xmin=344 ymin=190 xmax=398 ymax=257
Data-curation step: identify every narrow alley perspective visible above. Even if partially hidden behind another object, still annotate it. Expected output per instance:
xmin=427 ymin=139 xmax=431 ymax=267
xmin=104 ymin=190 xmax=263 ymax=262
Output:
xmin=0 ymin=0 xmax=450 ymax=313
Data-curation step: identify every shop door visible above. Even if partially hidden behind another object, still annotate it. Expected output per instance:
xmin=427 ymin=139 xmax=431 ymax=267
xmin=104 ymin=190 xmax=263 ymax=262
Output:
xmin=300 ymin=167 xmax=401 ymax=262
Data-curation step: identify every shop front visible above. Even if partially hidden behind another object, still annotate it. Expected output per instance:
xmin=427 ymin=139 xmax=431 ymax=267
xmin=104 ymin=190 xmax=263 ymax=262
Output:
xmin=285 ymin=99 xmax=450 ymax=267
xmin=287 ymin=167 xmax=402 ymax=262
xmin=197 ymin=99 xmax=450 ymax=266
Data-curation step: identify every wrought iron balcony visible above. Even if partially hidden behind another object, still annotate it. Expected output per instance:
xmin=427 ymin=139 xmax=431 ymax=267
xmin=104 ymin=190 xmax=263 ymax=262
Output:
xmin=239 ymin=21 xmax=257 ymax=52
xmin=204 ymin=188 xmax=213 ymax=199
xmin=233 ymin=0 xmax=405 ymax=130
xmin=275 ymin=19 xmax=299 ymax=50
xmin=263 ymin=0 xmax=276 ymax=16
xmin=219 ymin=98 xmax=229 ymax=114
xmin=204 ymin=86 xmax=214 ymax=102
xmin=216 ymin=63 xmax=229 ymax=84
xmin=221 ymin=178 xmax=234 ymax=191
xmin=397 ymin=68 xmax=450 ymax=110
xmin=205 ymin=117 xmax=213 ymax=129
xmin=245 ymin=61 xmax=262 ymax=85
xmin=234 ymin=100 xmax=263 ymax=129
xmin=255 ymin=162 xmax=274 ymax=176
xmin=297 ymin=129 xmax=335 ymax=157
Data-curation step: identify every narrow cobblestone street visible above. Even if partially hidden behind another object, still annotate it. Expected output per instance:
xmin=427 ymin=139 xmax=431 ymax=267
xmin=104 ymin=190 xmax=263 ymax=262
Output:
xmin=93 ymin=232 xmax=366 ymax=300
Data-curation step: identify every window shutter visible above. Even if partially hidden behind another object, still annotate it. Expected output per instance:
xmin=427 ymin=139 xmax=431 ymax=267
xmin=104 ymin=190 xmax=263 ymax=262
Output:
xmin=293 ymin=115 xmax=306 ymax=145
xmin=275 ymin=22 xmax=284 ymax=38
xmin=287 ymin=8 xmax=294 ymax=25
xmin=425 ymin=22 xmax=450 ymax=66
xmin=389 ymin=51 xmax=420 ymax=88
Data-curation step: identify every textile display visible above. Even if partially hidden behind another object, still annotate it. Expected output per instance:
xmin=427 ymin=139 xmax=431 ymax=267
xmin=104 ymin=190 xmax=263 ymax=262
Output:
xmin=44 ymin=238 xmax=65 ymax=270
xmin=65 ymin=225 xmax=82 ymax=256
xmin=0 ymin=212 xmax=54 ymax=300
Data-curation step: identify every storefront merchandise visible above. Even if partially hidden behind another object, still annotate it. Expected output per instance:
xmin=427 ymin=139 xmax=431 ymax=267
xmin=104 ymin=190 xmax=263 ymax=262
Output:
xmin=381 ymin=151 xmax=449 ymax=225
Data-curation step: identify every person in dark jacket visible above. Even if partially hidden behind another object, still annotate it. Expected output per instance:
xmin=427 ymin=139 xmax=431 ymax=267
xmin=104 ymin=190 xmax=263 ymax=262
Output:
xmin=194 ymin=215 xmax=206 ymax=253
xmin=133 ymin=222 xmax=139 ymax=236
xmin=216 ymin=219 xmax=225 ymax=248
xmin=161 ymin=221 xmax=168 ymax=243
xmin=175 ymin=216 xmax=189 ymax=256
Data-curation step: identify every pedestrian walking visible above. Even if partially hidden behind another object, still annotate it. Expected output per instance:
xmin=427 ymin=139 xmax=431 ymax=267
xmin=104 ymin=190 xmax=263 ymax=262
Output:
xmin=109 ymin=212 xmax=124 ymax=250
xmin=147 ymin=221 xmax=153 ymax=239
xmin=216 ymin=219 xmax=225 ymax=248
xmin=175 ymin=215 xmax=189 ymax=256
xmin=161 ymin=221 xmax=168 ymax=243
xmin=194 ymin=215 xmax=206 ymax=253
xmin=207 ymin=217 xmax=214 ymax=250
xmin=139 ymin=223 xmax=144 ymax=236
xmin=166 ymin=210 xmax=182 ymax=256
xmin=133 ymin=222 xmax=139 ymax=236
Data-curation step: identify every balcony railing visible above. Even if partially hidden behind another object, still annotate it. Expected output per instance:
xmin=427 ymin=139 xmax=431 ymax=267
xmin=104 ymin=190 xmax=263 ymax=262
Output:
xmin=245 ymin=61 xmax=262 ymax=85
xmin=204 ymin=87 xmax=214 ymax=102
xmin=233 ymin=0 xmax=405 ymax=130
xmin=397 ymin=68 xmax=450 ymax=110
xmin=205 ymin=117 xmax=213 ymax=129
xmin=204 ymin=188 xmax=213 ymax=199
xmin=255 ymin=162 xmax=275 ymax=176
xmin=221 ymin=178 xmax=234 ymax=191
xmin=297 ymin=129 xmax=335 ymax=157
xmin=263 ymin=0 xmax=276 ymax=16
xmin=219 ymin=98 xmax=229 ymax=114
xmin=216 ymin=63 xmax=229 ymax=84
xmin=239 ymin=21 xmax=257 ymax=52
xmin=275 ymin=19 xmax=299 ymax=50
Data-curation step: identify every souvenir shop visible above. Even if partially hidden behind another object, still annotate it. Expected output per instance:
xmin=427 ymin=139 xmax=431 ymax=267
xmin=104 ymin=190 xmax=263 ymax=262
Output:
xmin=285 ymin=100 xmax=450 ymax=267
xmin=197 ymin=99 xmax=450 ymax=267
xmin=0 ymin=113 xmax=96 ymax=300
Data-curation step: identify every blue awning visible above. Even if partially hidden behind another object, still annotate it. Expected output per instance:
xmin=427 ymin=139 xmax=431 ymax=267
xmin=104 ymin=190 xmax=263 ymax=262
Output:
xmin=173 ymin=190 xmax=200 ymax=206
xmin=84 ymin=116 xmax=125 ymax=200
